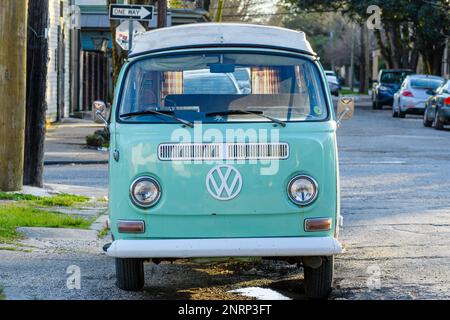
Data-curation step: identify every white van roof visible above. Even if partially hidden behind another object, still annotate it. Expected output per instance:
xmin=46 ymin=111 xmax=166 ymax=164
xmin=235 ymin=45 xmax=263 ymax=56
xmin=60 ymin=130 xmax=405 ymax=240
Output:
xmin=131 ymin=23 xmax=316 ymax=56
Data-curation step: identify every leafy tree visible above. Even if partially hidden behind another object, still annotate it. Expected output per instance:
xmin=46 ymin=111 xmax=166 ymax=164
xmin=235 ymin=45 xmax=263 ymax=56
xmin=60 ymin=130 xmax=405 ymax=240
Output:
xmin=208 ymin=0 xmax=273 ymax=23
xmin=169 ymin=0 xmax=184 ymax=8
xmin=284 ymin=0 xmax=450 ymax=75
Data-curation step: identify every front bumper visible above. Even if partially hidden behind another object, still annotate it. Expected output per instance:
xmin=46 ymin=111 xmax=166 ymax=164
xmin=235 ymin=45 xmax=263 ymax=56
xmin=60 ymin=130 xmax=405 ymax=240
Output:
xmin=400 ymin=98 xmax=427 ymax=113
xmin=107 ymin=237 xmax=343 ymax=258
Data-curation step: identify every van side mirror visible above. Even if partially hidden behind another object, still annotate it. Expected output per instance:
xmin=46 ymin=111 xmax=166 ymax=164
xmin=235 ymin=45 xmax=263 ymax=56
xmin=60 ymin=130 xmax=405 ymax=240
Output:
xmin=337 ymin=97 xmax=355 ymax=127
xmin=93 ymin=101 xmax=109 ymax=128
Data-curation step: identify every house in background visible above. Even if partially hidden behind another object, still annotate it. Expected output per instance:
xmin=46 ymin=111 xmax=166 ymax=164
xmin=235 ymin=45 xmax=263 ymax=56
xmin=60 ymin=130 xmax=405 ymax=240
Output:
xmin=45 ymin=0 xmax=72 ymax=122
xmin=66 ymin=0 xmax=209 ymax=120
xmin=42 ymin=0 xmax=209 ymax=122
xmin=70 ymin=1 xmax=113 ymax=119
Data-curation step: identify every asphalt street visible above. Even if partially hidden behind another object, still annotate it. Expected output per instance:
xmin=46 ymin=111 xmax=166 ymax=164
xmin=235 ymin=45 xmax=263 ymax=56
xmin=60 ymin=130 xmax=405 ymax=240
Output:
xmin=44 ymin=164 xmax=109 ymax=190
xmin=1 ymin=103 xmax=449 ymax=300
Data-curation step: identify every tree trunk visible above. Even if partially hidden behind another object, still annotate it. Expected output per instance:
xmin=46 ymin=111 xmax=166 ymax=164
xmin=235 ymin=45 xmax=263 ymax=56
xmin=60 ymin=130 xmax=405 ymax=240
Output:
xmin=421 ymin=45 xmax=445 ymax=75
xmin=410 ymin=49 xmax=419 ymax=73
xmin=108 ymin=0 xmax=125 ymax=87
xmin=374 ymin=28 xmax=393 ymax=69
xmin=386 ymin=21 xmax=402 ymax=69
xmin=0 ymin=0 xmax=28 ymax=191
xmin=158 ymin=0 xmax=168 ymax=27
xmin=359 ymin=24 xmax=369 ymax=94
xmin=109 ymin=0 xmax=156 ymax=86
xmin=23 ymin=0 xmax=49 ymax=187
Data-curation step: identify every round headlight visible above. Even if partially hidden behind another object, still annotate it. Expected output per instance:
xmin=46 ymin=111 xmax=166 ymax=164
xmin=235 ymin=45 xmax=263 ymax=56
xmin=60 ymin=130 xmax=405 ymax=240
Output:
xmin=130 ymin=177 xmax=161 ymax=208
xmin=288 ymin=175 xmax=318 ymax=206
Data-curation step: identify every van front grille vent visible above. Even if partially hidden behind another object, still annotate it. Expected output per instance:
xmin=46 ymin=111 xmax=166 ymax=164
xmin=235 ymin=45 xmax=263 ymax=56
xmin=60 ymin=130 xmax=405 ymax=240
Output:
xmin=158 ymin=143 xmax=289 ymax=161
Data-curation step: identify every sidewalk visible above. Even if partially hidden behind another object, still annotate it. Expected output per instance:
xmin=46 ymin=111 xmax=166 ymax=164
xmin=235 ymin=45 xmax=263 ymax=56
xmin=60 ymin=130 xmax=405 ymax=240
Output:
xmin=44 ymin=118 xmax=109 ymax=165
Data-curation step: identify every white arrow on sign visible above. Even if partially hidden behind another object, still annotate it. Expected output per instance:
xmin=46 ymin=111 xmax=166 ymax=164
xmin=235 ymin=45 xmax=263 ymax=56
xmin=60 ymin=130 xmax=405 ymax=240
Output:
xmin=139 ymin=7 xmax=151 ymax=20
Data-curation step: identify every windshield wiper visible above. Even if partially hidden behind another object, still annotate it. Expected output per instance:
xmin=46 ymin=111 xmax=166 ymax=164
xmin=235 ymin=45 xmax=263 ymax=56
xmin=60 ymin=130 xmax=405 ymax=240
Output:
xmin=120 ymin=110 xmax=194 ymax=128
xmin=206 ymin=110 xmax=286 ymax=127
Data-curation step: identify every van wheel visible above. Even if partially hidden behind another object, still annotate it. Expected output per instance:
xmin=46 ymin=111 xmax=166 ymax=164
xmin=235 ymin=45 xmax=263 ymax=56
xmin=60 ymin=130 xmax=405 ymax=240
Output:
xmin=115 ymin=258 xmax=145 ymax=291
xmin=399 ymin=110 xmax=406 ymax=118
xmin=304 ymin=256 xmax=334 ymax=300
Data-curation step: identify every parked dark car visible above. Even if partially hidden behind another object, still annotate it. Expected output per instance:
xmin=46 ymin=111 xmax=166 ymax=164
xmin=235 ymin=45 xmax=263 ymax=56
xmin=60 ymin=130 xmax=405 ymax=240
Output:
xmin=327 ymin=75 xmax=341 ymax=97
xmin=372 ymin=69 xmax=413 ymax=109
xmin=423 ymin=79 xmax=450 ymax=130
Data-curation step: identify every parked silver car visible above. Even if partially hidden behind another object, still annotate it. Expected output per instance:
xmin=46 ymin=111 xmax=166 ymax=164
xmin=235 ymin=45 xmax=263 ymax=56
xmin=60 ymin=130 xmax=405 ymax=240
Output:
xmin=392 ymin=75 xmax=445 ymax=118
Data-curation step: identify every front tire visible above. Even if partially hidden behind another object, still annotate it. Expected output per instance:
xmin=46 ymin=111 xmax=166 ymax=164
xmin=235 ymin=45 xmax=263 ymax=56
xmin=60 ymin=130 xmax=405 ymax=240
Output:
xmin=433 ymin=111 xmax=444 ymax=130
xmin=115 ymin=258 xmax=145 ymax=291
xmin=392 ymin=107 xmax=399 ymax=118
xmin=304 ymin=256 xmax=334 ymax=300
xmin=423 ymin=110 xmax=432 ymax=127
xmin=372 ymin=100 xmax=382 ymax=110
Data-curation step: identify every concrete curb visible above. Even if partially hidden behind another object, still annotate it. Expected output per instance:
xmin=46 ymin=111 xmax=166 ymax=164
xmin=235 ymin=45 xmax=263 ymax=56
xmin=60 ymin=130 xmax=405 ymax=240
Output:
xmin=44 ymin=160 xmax=109 ymax=166
xmin=44 ymin=183 xmax=108 ymax=199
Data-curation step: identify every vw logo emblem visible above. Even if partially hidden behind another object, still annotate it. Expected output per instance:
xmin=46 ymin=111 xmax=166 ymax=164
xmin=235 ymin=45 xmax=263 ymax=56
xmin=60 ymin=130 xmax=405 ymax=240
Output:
xmin=206 ymin=165 xmax=243 ymax=201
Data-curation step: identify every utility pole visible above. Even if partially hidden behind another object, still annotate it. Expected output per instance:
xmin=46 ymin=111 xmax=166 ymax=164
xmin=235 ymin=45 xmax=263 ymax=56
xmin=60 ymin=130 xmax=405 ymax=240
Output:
xmin=24 ymin=0 xmax=49 ymax=188
xmin=158 ymin=0 xmax=167 ymax=28
xmin=0 ymin=0 xmax=28 ymax=191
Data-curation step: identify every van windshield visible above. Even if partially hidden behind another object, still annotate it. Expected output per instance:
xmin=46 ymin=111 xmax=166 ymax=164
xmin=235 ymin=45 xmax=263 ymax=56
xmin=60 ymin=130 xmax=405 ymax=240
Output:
xmin=118 ymin=52 xmax=329 ymax=123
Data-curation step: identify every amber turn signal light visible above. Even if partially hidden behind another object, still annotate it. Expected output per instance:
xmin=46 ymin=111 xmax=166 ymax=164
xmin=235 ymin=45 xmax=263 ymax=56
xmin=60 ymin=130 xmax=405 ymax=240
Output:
xmin=305 ymin=218 xmax=332 ymax=232
xmin=117 ymin=220 xmax=145 ymax=234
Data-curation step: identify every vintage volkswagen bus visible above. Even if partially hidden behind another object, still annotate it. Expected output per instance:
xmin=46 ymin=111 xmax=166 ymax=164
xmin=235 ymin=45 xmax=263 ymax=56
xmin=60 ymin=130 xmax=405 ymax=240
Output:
xmin=98 ymin=23 xmax=353 ymax=299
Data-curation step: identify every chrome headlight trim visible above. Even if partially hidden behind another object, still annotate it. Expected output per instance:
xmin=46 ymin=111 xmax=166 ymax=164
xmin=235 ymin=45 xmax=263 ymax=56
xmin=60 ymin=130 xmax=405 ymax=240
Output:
xmin=287 ymin=175 xmax=319 ymax=206
xmin=129 ymin=176 xmax=162 ymax=208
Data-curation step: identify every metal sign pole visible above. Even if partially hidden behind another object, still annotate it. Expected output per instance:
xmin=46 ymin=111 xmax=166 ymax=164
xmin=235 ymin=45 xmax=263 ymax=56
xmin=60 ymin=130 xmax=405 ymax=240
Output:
xmin=128 ymin=20 xmax=133 ymax=53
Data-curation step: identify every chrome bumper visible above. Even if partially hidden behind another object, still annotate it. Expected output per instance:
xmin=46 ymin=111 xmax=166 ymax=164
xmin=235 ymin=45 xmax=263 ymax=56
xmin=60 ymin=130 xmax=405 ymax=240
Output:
xmin=107 ymin=237 xmax=343 ymax=259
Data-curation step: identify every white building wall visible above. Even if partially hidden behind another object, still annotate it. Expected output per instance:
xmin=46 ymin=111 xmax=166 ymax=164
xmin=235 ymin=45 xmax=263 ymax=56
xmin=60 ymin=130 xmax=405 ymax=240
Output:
xmin=46 ymin=0 xmax=59 ymax=122
xmin=63 ymin=1 xmax=71 ymax=118
xmin=46 ymin=0 xmax=72 ymax=122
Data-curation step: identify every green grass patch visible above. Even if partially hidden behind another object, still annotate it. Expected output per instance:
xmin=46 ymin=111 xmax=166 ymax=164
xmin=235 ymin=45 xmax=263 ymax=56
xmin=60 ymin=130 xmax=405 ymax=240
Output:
xmin=0 ymin=286 xmax=5 ymax=300
xmin=340 ymin=89 xmax=367 ymax=96
xmin=35 ymin=194 xmax=89 ymax=207
xmin=0 ymin=192 xmax=40 ymax=201
xmin=0 ymin=205 xmax=91 ymax=242
xmin=0 ymin=193 xmax=89 ymax=207
xmin=0 ymin=246 xmax=19 ymax=252
xmin=97 ymin=227 xmax=110 ymax=239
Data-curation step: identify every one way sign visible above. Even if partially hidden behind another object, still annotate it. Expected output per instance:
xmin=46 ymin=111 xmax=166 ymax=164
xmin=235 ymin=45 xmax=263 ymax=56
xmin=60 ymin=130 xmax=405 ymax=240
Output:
xmin=109 ymin=4 xmax=154 ymax=21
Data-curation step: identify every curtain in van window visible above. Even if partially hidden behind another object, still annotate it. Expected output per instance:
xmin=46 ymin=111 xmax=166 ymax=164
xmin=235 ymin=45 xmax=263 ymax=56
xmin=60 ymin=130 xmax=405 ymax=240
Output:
xmin=136 ymin=70 xmax=159 ymax=109
xmin=251 ymin=68 xmax=280 ymax=94
xmin=162 ymin=72 xmax=183 ymax=97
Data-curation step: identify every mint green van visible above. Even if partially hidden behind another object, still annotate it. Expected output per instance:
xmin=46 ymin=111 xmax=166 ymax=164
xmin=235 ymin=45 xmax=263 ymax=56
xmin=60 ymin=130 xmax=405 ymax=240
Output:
xmin=96 ymin=23 xmax=354 ymax=299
